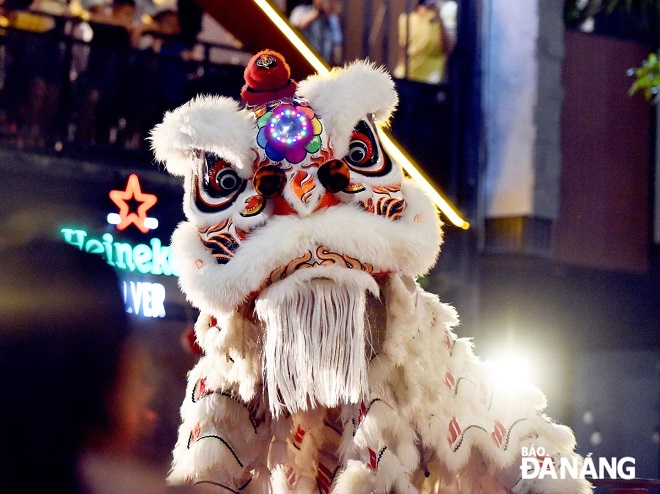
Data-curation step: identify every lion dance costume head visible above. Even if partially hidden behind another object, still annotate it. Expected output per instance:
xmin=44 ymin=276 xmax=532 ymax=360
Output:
xmin=151 ymin=50 xmax=592 ymax=493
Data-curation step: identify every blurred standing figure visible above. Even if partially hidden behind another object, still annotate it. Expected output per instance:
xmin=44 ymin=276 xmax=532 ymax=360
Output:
xmin=290 ymin=0 xmax=343 ymax=66
xmin=0 ymin=0 xmax=64 ymax=147
xmin=0 ymin=239 xmax=189 ymax=493
xmin=0 ymin=239 xmax=130 ymax=492
xmin=394 ymin=0 xmax=457 ymax=84
xmin=177 ymin=0 xmax=204 ymax=49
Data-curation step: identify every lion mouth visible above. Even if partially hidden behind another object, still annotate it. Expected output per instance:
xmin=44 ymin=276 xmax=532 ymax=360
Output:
xmin=235 ymin=247 xmax=387 ymax=329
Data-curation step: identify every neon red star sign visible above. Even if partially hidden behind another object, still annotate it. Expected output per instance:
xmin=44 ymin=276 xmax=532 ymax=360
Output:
xmin=109 ymin=174 xmax=158 ymax=233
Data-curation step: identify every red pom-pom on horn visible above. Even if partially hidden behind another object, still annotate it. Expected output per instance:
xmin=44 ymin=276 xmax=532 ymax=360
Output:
xmin=241 ymin=50 xmax=297 ymax=106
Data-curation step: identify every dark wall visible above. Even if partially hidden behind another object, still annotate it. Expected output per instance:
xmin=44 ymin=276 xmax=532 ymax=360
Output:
xmin=556 ymin=30 xmax=650 ymax=272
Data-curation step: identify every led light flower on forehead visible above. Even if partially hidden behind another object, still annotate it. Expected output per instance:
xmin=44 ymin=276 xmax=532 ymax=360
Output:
xmin=268 ymin=104 xmax=311 ymax=147
xmin=257 ymin=102 xmax=322 ymax=163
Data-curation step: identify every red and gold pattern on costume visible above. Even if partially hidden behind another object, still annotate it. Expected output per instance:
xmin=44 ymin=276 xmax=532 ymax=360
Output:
xmin=364 ymin=184 xmax=407 ymax=220
xmin=198 ymin=219 xmax=250 ymax=265
xmin=267 ymin=246 xmax=375 ymax=285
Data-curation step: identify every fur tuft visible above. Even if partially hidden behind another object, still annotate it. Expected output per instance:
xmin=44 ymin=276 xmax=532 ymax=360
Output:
xmin=297 ymin=61 xmax=398 ymax=158
xmin=331 ymin=460 xmax=377 ymax=494
xmin=149 ymin=95 xmax=256 ymax=177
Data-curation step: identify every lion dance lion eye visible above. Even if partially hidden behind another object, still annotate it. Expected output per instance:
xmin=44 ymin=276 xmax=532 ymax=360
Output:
xmin=192 ymin=152 xmax=247 ymax=213
xmin=346 ymin=134 xmax=373 ymax=167
xmin=208 ymin=159 xmax=242 ymax=197
xmin=342 ymin=119 xmax=392 ymax=177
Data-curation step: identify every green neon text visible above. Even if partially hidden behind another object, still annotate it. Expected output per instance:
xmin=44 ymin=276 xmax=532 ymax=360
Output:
xmin=61 ymin=228 xmax=179 ymax=277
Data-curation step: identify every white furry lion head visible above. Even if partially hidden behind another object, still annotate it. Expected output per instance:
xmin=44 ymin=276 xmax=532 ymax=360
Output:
xmin=151 ymin=50 xmax=442 ymax=316
xmin=151 ymin=50 xmax=443 ymax=413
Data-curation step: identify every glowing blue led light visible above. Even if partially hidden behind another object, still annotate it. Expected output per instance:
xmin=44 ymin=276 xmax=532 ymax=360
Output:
xmin=266 ymin=105 xmax=314 ymax=149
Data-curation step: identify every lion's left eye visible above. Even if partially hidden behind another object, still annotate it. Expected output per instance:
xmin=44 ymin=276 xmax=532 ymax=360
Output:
xmin=346 ymin=134 xmax=373 ymax=167
xmin=342 ymin=119 xmax=391 ymax=177
xmin=202 ymin=154 xmax=246 ymax=199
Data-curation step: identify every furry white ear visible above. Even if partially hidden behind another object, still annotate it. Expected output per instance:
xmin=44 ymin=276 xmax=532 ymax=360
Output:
xmin=296 ymin=61 xmax=398 ymax=158
xmin=150 ymin=95 xmax=256 ymax=177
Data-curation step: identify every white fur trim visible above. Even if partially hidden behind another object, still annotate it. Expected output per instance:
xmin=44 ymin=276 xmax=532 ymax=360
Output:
xmin=167 ymin=273 xmax=590 ymax=493
xmin=150 ymin=95 xmax=256 ymax=177
xmin=297 ymin=61 xmax=398 ymax=158
xmin=331 ymin=460 xmax=377 ymax=494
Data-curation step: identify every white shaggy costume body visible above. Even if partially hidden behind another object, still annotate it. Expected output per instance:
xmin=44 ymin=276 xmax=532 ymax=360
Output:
xmin=151 ymin=51 xmax=592 ymax=493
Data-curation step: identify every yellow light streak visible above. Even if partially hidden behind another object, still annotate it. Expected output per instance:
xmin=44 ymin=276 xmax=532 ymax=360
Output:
xmin=378 ymin=128 xmax=470 ymax=229
xmin=253 ymin=0 xmax=330 ymax=75
xmin=253 ymin=0 xmax=469 ymax=229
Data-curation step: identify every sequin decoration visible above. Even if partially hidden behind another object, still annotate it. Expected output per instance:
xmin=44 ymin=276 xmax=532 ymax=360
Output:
xmin=256 ymin=103 xmax=323 ymax=164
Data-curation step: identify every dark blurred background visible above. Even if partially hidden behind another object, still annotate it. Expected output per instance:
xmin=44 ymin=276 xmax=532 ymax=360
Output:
xmin=0 ymin=0 xmax=658 ymax=490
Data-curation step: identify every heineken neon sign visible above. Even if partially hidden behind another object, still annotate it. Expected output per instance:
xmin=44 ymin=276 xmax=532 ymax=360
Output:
xmin=122 ymin=280 xmax=166 ymax=318
xmin=61 ymin=229 xmax=179 ymax=277
xmin=59 ymin=174 xmax=180 ymax=319
xmin=108 ymin=173 xmax=158 ymax=233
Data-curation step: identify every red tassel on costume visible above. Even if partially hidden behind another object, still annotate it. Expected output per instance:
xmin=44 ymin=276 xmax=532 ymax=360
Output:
xmin=183 ymin=327 xmax=203 ymax=356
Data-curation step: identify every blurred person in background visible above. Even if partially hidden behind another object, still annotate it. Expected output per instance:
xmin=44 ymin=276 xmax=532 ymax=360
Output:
xmin=122 ymin=0 xmax=203 ymax=150
xmin=176 ymin=0 xmax=202 ymax=53
xmin=394 ymin=0 xmax=457 ymax=84
xmin=0 ymin=0 xmax=64 ymax=147
xmin=290 ymin=0 xmax=343 ymax=66
xmin=0 ymin=239 xmax=191 ymax=493
xmin=71 ymin=0 xmax=133 ymax=146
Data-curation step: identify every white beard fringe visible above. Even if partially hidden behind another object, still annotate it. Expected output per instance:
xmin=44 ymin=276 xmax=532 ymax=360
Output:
xmin=256 ymin=270 xmax=378 ymax=416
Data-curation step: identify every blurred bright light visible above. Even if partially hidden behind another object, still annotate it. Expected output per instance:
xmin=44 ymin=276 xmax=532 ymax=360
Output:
xmin=652 ymin=430 xmax=660 ymax=444
xmin=144 ymin=217 xmax=159 ymax=230
xmin=107 ymin=213 xmax=158 ymax=230
xmin=107 ymin=213 xmax=120 ymax=225
xmin=488 ymin=352 xmax=532 ymax=387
